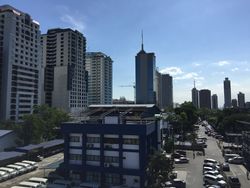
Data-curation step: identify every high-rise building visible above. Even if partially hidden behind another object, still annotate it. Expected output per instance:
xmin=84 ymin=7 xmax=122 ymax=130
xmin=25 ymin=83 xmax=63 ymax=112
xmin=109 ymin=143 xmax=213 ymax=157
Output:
xmin=238 ymin=92 xmax=245 ymax=109
xmin=41 ymin=28 xmax=88 ymax=115
xmin=224 ymin=77 xmax=231 ymax=108
xmin=199 ymin=89 xmax=211 ymax=109
xmin=245 ymin=102 xmax=250 ymax=109
xmin=0 ymin=5 xmax=42 ymax=121
xmin=232 ymin=99 xmax=238 ymax=108
xmin=85 ymin=52 xmax=113 ymax=105
xmin=155 ymin=71 xmax=173 ymax=109
xmin=135 ymin=36 xmax=155 ymax=104
xmin=212 ymin=94 xmax=218 ymax=109
xmin=191 ymin=81 xmax=199 ymax=108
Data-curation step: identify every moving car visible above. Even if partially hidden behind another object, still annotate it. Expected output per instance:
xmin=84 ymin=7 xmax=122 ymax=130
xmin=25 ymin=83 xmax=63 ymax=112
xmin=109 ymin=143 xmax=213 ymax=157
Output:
xmin=228 ymin=157 xmax=244 ymax=164
xmin=228 ymin=176 xmax=241 ymax=188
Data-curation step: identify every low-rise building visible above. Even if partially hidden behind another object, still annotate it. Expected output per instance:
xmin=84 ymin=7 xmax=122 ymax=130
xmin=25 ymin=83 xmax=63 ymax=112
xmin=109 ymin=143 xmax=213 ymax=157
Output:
xmin=61 ymin=104 xmax=161 ymax=188
xmin=0 ymin=130 xmax=17 ymax=152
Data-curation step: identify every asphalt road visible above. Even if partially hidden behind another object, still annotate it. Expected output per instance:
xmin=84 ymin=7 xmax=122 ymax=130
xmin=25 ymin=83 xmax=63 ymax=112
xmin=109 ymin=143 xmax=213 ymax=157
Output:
xmin=175 ymin=125 xmax=250 ymax=188
xmin=0 ymin=152 xmax=63 ymax=187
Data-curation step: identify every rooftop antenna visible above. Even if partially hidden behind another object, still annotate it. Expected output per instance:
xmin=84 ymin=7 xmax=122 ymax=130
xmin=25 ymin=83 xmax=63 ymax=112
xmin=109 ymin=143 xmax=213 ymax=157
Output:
xmin=141 ymin=30 xmax=144 ymax=51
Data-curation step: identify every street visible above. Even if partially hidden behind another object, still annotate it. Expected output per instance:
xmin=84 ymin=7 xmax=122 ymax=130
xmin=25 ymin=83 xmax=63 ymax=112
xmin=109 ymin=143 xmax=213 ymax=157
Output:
xmin=0 ymin=152 xmax=63 ymax=187
xmin=175 ymin=125 xmax=250 ymax=188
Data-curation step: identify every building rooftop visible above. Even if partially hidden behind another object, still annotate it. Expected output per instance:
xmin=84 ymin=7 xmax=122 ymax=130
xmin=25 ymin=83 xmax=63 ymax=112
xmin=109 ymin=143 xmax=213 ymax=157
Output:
xmin=0 ymin=130 xmax=13 ymax=138
xmin=0 ymin=151 xmax=25 ymax=161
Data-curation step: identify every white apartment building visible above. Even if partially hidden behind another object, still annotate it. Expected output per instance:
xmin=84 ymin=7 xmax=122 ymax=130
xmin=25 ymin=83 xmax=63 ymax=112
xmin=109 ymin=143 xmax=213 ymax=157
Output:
xmin=41 ymin=28 xmax=88 ymax=115
xmin=0 ymin=5 xmax=42 ymax=121
xmin=85 ymin=52 xmax=112 ymax=105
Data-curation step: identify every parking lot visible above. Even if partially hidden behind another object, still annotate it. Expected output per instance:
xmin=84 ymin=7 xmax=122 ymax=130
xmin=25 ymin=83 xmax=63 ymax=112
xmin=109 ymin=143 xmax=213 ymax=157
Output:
xmin=0 ymin=152 xmax=63 ymax=187
xmin=174 ymin=125 xmax=250 ymax=188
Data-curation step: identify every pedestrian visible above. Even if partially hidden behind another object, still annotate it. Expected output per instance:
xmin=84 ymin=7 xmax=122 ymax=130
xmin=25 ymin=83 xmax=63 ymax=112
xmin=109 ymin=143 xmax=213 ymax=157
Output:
xmin=193 ymin=151 xmax=195 ymax=159
xmin=247 ymin=170 xmax=249 ymax=180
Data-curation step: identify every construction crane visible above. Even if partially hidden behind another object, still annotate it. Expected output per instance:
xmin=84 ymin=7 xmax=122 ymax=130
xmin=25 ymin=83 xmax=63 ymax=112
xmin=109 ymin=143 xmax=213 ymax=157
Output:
xmin=118 ymin=84 xmax=136 ymax=102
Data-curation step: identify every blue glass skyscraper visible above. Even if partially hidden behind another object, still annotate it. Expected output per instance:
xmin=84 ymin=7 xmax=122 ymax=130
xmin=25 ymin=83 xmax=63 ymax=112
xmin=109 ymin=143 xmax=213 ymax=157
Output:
xmin=135 ymin=37 xmax=156 ymax=104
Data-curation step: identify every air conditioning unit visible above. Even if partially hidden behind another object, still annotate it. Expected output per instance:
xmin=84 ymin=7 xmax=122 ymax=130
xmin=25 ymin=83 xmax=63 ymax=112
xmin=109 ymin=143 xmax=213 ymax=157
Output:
xmin=87 ymin=144 xmax=94 ymax=148
xmin=104 ymin=163 xmax=110 ymax=167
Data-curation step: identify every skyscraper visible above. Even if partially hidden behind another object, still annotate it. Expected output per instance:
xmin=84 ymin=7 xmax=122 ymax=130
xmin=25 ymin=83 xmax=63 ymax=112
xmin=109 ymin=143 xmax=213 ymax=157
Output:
xmin=212 ymin=94 xmax=218 ymax=109
xmin=232 ymin=99 xmax=238 ymax=108
xmin=0 ymin=5 xmax=42 ymax=121
xmin=85 ymin=52 xmax=113 ymax=105
xmin=224 ymin=77 xmax=231 ymax=108
xmin=41 ymin=28 xmax=88 ymax=115
xmin=135 ymin=35 xmax=156 ymax=104
xmin=199 ymin=89 xmax=211 ymax=109
xmin=191 ymin=81 xmax=199 ymax=108
xmin=238 ymin=92 xmax=245 ymax=109
xmin=155 ymin=71 xmax=173 ymax=109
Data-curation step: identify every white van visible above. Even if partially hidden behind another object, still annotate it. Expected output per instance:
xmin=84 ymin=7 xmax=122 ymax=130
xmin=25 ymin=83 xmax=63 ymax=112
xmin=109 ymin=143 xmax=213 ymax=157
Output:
xmin=19 ymin=181 xmax=42 ymax=188
xmin=0 ymin=167 xmax=18 ymax=178
xmin=0 ymin=170 xmax=10 ymax=181
xmin=15 ymin=162 xmax=34 ymax=171
xmin=22 ymin=160 xmax=38 ymax=169
xmin=224 ymin=154 xmax=239 ymax=162
xmin=7 ymin=164 xmax=27 ymax=174
xmin=29 ymin=177 xmax=48 ymax=187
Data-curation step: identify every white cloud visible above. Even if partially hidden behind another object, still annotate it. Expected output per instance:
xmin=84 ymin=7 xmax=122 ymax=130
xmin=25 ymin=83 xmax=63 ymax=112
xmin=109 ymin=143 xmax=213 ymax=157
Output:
xmin=160 ymin=67 xmax=183 ymax=76
xmin=61 ymin=14 xmax=85 ymax=32
xmin=192 ymin=62 xmax=201 ymax=67
xmin=215 ymin=60 xmax=230 ymax=66
xmin=175 ymin=72 xmax=204 ymax=80
xmin=231 ymin=67 xmax=239 ymax=72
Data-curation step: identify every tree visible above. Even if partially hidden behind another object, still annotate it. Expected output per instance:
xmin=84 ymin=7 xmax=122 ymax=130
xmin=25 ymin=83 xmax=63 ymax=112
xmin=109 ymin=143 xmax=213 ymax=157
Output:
xmin=147 ymin=152 xmax=174 ymax=188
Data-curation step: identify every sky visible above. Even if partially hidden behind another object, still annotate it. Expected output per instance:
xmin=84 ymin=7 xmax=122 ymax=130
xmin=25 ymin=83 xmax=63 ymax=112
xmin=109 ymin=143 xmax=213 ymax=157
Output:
xmin=3 ymin=0 xmax=250 ymax=107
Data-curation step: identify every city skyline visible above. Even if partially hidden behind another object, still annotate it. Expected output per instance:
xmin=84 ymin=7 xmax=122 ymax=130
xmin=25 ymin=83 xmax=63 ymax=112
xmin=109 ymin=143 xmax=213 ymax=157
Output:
xmin=3 ymin=0 xmax=250 ymax=107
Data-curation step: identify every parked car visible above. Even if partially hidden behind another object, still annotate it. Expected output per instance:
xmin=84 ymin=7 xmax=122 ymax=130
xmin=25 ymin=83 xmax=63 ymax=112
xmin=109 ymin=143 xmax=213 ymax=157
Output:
xmin=173 ymin=152 xmax=184 ymax=159
xmin=203 ymin=163 xmax=220 ymax=171
xmin=175 ymin=150 xmax=186 ymax=156
xmin=203 ymin=174 xmax=227 ymax=187
xmin=0 ymin=167 xmax=18 ymax=178
xmin=15 ymin=162 xmax=34 ymax=171
xmin=204 ymin=158 xmax=218 ymax=165
xmin=7 ymin=164 xmax=27 ymax=174
xmin=228 ymin=157 xmax=244 ymax=164
xmin=22 ymin=160 xmax=38 ymax=169
xmin=29 ymin=177 xmax=48 ymax=188
xmin=228 ymin=176 xmax=241 ymax=188
xmin=222 ymin=163 xmax=230 ymax=171
xmin=174 ymin=157 xmax=189 ymax=164
xmin=0 ymin=170 xmax=9 ymax=182
xmin=19 ymin=181 xmax=42 ymax=188
xmin=203 ymin=167 xmax=219 ymax=174
xmin=224 ymin=154 xmax=239 ymax=162
xmin=204 ymin=171 xmax=224 ymax=180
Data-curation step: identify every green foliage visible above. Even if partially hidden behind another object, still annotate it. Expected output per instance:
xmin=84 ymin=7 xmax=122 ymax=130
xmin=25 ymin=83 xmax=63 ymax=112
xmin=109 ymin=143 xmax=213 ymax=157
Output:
xmin=163 ymin=138 xmax=174 ymax=153
xmin=0 ymin=105 xmax=70 ymax=145
xmin=147 ymin=152 xmax=174 ymax=188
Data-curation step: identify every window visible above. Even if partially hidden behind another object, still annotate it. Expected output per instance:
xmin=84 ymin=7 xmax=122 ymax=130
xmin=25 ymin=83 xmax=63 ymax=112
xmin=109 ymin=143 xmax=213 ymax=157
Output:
xmin=86 ymin=155 xmax=100 ymax=161
xmin=123 ymin=138 xmax=139 ymax=145
xmin=69 ymin=154 xmax=82 ymax=161
xmin=104 ymin=156 xmax=119 ymax=163
xmin=87 ymin=136 xmax=100 ymax=143
xmin=70 ymin=136 xmax=80 ymax=142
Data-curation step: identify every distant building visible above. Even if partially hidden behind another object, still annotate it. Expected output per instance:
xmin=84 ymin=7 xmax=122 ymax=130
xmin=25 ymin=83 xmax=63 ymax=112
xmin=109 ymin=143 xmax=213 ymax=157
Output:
xmin=191 ymin=81 xmax=199 ymax=108
xmin=155 ymin=71 xmax=173 ymax=109
xmin=41 ymin=28 xmax=88 ymax=115
xmin=211 ymin=94 xmax=218 ymax=109
xmin=112 ymin=97 xmax=134 ymax=104
xmin=85 ymin=52 xmax=113 ymax=105
xmin=135 ymin=38 xmax=156 ymax=104
xmin=238 ymin=92 xmax=245 ymax=109
xmin=199 ymin=89 xmax=211 ymax=109
xmin=232 ymin=99 xmax=238 ymax=108
xmin=224 ymin=77 xmax=231 ymax=108
xmin=0 ymin=5 xmax=42 ymax=121
xmin=0 ymin=130 xmax=17 ymax=152
xmin=245 ymin=102 xmax=250 ymax=109
xmin=61 ymin=104 xmax=161 ymax=188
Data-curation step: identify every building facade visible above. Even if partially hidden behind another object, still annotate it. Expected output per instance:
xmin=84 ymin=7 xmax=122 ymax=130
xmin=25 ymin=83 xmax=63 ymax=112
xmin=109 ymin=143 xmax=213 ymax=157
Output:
xmin=0 ymin=5 xmax=42 ymax=121
xmin=135 ymin=43 xmax=156 ymax=104
xmin=224 ymin=77 xmax=231 ymax=108
xmin=41 ymin=28 xmax=88 ymax=115
xmin=199 ymin=89 xmax=211 ymax=109
xmin=232 ymin=99 xmax=238 ymax=108
xmin=61 ymin=104 xmax=161 ymax=188
xmin=238 ymin=92 xmax=245 ymax=109
xmin=211 ymin=94 xmax=218 ymax=110
xmin=242 ymin=131 xmax=250 ymax=170
xmin=85 ymin=52 xmax=112 ymax=105
xmin=155 ymin=71 xmax=173 ymax=109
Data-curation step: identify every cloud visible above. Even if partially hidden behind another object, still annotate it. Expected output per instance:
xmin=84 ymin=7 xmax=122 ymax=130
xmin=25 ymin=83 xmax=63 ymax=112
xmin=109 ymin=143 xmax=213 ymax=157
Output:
xmin=215 ymin=60 xmax=230 ymax=66
xmin=160 ymin=67 xmax=183 ymax=76
xmin=175 ymin=72 xmax=204 ymax=80
xmin=231 ymin=67 xmax=239 ymax=72
xmin=61 ymin=14 xmax=85 ymax=32
xmin=192 ymin=62 xmax=201 ymax=67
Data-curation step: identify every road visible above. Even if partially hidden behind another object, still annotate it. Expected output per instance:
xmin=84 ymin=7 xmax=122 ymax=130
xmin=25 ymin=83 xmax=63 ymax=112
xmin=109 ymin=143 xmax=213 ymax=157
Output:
xmin=175 ymin=125 xmax=250 ymax=188
xmin=0 ymin=152 xmax=63 ymax=187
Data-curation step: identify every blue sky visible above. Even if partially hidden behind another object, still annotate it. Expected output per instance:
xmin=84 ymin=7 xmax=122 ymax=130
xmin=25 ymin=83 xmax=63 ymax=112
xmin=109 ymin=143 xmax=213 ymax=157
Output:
xmin=4 ymin=0 xmax=250 ymax=106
